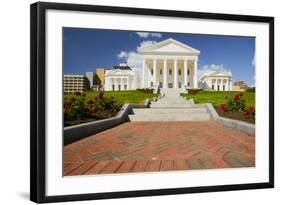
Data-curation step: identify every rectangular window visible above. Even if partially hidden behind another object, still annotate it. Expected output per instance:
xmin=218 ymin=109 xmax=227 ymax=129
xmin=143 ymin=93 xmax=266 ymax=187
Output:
xmin=150 ymin=82 xmax=153 ymax=87
xmin=169 ymin=69 xmax=172 ymax=75
xmin=124 ymin=84 xmax=127 ymax=90
xmin=168 ymin=83 xmax=173 ymax=88
xmin=160 ymin=69 xmax=162 ymax=75
xmin=178 ymin=82 xmax=182 ymax=88
xmin=159 ymin=82 xmax=163 ymax=88
xmin=112 ymin=84 xmax=115 ymax=91
xmin=212 ymin=85 xmax=214 ymax=90
xmin=151 ymin=69 xmax=153 ymax=75
xmin=178 ymin=69 xmax=181 ymax=75
xmin=118 ymin=84 xmax=121 ymax=91
xmin=217 ymin=85 xmax=220 ymax=91
xmin=223 ymin=85 xmax=225 ymax=91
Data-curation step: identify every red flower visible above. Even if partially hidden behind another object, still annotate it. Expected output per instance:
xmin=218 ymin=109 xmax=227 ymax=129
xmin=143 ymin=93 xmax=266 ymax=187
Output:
xmin=219 ymin=103 xmax=228 ymax=112
xmin=247 ymin=106 xmax=254 ymax=112
xmin=64 ymin=103 xmax=69 ymax=109
xmin=87 ymin=100 xmax=94 ymax=105
xmin=234 ymin=93 xmax=240 ymax=100
xmin=74 ymin=91 xmax=81 ymax=96
xmin=243 ymin=106 xmax=255 ymax=116
xmin=98 ymin=91 xmax=104 ymax=99
xmin=91 ymin=108 xmax=97 ymax=113
xmin=243 ymin=111 xmax=251 ymax=116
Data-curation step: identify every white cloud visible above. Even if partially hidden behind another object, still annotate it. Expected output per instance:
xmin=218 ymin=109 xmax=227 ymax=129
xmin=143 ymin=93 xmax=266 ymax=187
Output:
xmin=117 ymin=51 xmax=128 ymax=59
xmin=151 ymin=33 xmax=162 ymax=38
xmin=135 ymin=32 xmax=162 ymax=38
xmin=116 ymin=41 xmax=158 ymax=77
xmin=252 ymin=52 xmax=255 ymax=67
xmin=198 ymin=64 xmax=231 ymax=77
xmin=137 ymin=40 xmax=157 ymax=51
xmin=135 ymin=32 xmax=149 ymax=38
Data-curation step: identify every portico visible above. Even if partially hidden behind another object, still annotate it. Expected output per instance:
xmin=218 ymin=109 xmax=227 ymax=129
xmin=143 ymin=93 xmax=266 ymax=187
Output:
xmin=138 ymin=38 xmax=200 ymax=91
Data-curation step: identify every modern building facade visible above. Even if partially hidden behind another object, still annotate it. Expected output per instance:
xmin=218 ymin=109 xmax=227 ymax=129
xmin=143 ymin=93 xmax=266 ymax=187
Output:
xmin=63 ymin=75 xmax=90 ymax=93
xmin=104 ymin=63 xmax=138 ymax=91
xmin=138 ymin=38 xmax=200 ymax=91
xmin=199 ymin=70 xmax=232 ymax=91
xmin=86 ymin=68 xmax=106 ymax=90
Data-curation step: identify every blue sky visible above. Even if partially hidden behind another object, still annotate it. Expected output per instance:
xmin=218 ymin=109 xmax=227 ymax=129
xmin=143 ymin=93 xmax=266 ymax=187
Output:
xmin=63 ymin=28 xmax=255 ymax=86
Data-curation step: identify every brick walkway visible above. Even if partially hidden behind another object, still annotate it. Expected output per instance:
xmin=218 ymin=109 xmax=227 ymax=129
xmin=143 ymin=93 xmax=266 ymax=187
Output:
xmin=64 ymin=121 xmax=255 ymax=176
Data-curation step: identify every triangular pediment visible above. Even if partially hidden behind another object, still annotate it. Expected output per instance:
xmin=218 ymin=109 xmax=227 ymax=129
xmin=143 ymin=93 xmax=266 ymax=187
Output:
xmin=138 ymin=38 xmax=200 ymax=54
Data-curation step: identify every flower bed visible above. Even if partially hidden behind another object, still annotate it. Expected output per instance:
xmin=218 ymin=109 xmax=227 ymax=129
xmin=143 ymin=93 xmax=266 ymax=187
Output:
xmin=217 ymin=93 xmax=255 ymax=124
xmin=64 ymin=91 xmax=120 ymax=127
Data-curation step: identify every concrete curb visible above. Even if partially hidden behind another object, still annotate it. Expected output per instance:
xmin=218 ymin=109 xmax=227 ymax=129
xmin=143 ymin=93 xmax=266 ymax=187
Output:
xmin=64 ymin=99 xmax=150 ymax=145
xmin=189 ymin=99 xmax=195 ymax=105
xmin=204 ymin=103 xmax=255 ymax=137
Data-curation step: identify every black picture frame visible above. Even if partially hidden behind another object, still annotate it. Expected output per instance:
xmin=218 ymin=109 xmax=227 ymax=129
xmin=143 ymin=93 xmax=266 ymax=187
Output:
xmin=30 ymin=1 xmax=274 ymax=203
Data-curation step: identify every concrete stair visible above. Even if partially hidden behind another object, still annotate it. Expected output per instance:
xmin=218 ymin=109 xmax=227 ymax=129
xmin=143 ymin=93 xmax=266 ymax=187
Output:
xmin=128 ymin=89 xmax=210 ymax=122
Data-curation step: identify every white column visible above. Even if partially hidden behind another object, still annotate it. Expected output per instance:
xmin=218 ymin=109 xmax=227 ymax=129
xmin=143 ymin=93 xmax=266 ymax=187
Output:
xmin=225 ymin=79 xmax=228 ymax=91
xmin=173 ymin=59 xmax=178 ymax=88
xmin=113 ymin=78 xmax=116 ymax=91
xmin=142 ymin=59 xmax=146 ymax=88
xmin=153 ymin=59 xmax=157 ymax=86
xmin=184 ymin=60 xmax=188 ymax=87
xmin=123 ymin=78 xmax=127 ymax=90
xmin=220 ymin=79 xmax=223 ymax=91
xmin=193 ymin=60 xmax=198 ymax=88
xmin=108 ymin=77 xmax=111 ymax=91
xmin=120 ymin=78 xmax=123 ymax=91
xmin=146 ymin=65 xmax=150 ymax=87
xmin=163 ymin=59 xmax=167 ymax=89
xmin=128 ymin=78 xmax=131 ymax=90
xmin=127 ymin=77 xmax=130 ymax=90
xmin=229 ymin=78 xmax=232 ymax=91
xmin=215 ymin=79 xmax=218 ymax=91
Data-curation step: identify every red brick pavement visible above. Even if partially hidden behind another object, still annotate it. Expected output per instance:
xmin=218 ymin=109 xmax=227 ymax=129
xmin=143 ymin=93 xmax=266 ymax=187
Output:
xmin=64 ymin=121 xmax=255 ymax=176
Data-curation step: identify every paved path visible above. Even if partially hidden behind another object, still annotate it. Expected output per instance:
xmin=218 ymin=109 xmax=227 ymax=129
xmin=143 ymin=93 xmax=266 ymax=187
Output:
xmin=64 ymin=121 xmax=255 ymax=176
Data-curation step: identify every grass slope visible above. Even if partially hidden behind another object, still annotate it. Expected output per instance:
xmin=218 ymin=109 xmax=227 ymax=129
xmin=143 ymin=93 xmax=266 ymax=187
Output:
xmin=181 ymin=91 xmax=255 ymax=107
xmin=64 ymin=90 xmax=158 ymax=106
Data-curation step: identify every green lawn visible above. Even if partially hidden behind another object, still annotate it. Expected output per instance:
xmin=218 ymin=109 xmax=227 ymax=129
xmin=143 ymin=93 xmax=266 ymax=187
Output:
xmin=64 ymin=90 xmax=158 ymax=106
xmin=181 ymin=91 xmax=255 ymax=107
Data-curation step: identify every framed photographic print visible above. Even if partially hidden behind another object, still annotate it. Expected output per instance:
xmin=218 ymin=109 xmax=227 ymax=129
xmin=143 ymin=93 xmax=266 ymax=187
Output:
xmin=30 ymin=1 xmax=274 ymax=203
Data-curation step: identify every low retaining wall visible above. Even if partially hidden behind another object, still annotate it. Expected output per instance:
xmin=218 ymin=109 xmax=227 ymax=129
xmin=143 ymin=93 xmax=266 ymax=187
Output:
xmin=64 ymin=99 xmax=150 ymax=145
xmin=204 ymin=103 xmax=255 ymax=137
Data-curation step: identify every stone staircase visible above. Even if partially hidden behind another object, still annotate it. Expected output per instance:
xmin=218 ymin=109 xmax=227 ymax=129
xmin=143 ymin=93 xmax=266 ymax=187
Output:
xmin=128 ymin=88 xmax=211 ymax=122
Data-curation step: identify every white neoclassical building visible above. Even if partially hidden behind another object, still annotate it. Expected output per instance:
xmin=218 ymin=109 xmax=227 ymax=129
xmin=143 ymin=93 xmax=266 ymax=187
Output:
xmin=198 ymin=70 xmax=232 ymax=91
xmin=138 ymin=38 xmax=200 ymax=91
xmin=104 ymin=63 xmax=138 ymax=91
